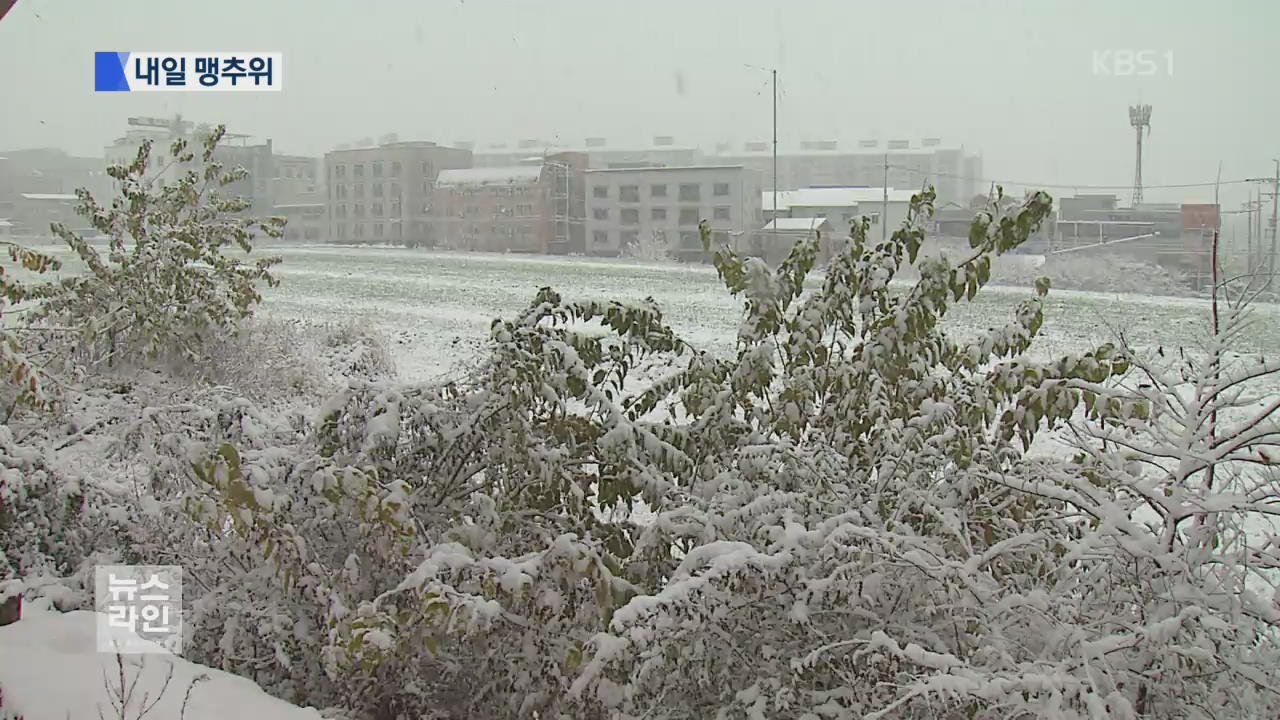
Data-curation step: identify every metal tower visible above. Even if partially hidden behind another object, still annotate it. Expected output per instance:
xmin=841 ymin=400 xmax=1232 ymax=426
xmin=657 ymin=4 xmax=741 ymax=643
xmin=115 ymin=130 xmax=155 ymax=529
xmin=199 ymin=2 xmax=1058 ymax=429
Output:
xmin=1129 ymin=104 xmax=1152 ymax=206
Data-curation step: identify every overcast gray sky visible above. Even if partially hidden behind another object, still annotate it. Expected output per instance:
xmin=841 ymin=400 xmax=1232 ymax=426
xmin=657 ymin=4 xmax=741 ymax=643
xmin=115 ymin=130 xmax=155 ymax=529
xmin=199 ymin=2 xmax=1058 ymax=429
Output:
xmin=1 ymin=0 xmax=1276 ymax=211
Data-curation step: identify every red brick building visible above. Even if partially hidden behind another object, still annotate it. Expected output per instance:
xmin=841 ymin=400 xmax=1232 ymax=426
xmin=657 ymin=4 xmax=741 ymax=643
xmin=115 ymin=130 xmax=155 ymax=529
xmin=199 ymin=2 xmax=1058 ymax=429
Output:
xmin=432 ymin=154 xmax=586 ymax=254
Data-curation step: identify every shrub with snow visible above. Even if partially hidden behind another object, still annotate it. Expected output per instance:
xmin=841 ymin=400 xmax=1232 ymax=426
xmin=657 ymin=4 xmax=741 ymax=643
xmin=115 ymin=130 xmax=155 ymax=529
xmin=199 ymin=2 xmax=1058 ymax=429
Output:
xmin=6 ymin=185 xmax=1278 ymax=719
xmin=30 ymin=125 xmax=282 ymax=371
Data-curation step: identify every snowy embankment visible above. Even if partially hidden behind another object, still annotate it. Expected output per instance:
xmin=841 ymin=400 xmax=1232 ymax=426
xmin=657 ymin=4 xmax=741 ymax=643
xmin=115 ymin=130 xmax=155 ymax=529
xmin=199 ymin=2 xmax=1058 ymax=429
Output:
xmin=0 ymin=610 xmax=323 ymax=720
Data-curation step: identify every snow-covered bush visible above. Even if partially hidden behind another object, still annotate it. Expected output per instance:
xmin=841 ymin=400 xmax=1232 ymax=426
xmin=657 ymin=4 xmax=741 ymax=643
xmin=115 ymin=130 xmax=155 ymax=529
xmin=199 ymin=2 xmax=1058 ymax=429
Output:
xmin=0 ymin=242 xmax=62 ymax=411
xmin=172 ymin=317 xmax=395 ymax=404
xmin=148 ymin=186 xmax=1265 ymax=719
xmin=13 ymin=183 xmax=1277 ymax=719
xmin=30 ymin=125 xmax=282 ymax=370
xmin=622 ymin=229 xmax=673 ymax=263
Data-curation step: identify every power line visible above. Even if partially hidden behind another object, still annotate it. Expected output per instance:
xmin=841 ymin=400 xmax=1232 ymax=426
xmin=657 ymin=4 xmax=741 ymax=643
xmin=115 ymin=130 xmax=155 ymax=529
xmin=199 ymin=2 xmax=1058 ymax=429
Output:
xmin=885 ymin=164 xmax=1260 ymax=191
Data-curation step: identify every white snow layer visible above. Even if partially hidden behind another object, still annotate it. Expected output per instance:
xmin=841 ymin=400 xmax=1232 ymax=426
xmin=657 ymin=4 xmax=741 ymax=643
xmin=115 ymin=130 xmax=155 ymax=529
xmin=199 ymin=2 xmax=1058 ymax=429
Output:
xmin=0 ymin=609 xmax=323 ymax=720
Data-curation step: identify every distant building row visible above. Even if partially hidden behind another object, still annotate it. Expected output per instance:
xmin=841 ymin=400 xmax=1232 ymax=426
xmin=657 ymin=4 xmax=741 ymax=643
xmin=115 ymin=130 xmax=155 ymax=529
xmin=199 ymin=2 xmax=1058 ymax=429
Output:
xmin=1 ymin=121 xmax=982 ymax=252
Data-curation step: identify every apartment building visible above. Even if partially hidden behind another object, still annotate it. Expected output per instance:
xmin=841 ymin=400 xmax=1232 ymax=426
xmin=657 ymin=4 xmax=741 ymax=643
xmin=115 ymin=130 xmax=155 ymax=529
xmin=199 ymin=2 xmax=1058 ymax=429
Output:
xmin=764 ymin=187 xmax=917 ymax=233
xmin=585 ymin=165 xmax=763 ymax=261
xmin=271 ymin=202 xmax=326 ymax=243
xmin=325 ymin=140 xmax=471 ymax=246
xmin=712 ymin=139 xmax=981 ymax=207
xmin=271 ymin=154 xmax=322 ymax=205
xmin=0 ymin=148 xmax=112 ymax=206
xmin=472 ymin=137 xmax=702 ymax=171
xmin=105 ymin=116 xmax=275 ymax=214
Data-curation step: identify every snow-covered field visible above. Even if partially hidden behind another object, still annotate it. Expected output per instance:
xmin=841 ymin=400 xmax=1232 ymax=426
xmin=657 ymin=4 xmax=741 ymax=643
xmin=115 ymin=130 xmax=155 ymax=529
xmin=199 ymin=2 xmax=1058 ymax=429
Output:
xmin=11 ymin=242 xmax=1279 ymax=382
xmin=256 ymin=245 xmax=1280 ymax=381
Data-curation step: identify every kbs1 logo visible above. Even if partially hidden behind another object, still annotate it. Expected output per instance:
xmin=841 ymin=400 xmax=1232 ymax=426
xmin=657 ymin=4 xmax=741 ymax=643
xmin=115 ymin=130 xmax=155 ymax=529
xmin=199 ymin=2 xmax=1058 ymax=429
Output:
xmin=95 ymin=52 xmax=282 ymax=92
xmin=1092 ymin=49 xmax=1174 ymax=77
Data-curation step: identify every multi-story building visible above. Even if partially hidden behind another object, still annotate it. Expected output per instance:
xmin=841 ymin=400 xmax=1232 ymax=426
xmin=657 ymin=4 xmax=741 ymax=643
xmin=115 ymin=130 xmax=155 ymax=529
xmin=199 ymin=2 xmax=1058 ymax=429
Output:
xmin=764 ymin=187 xmax=918 ymax=235
xmin=104 ymin=116 xmax=275 ymax=214
xmin=0 ymin=149 xmax=113 ymax=206
xmin=584 ymin=165 xmax=763 ymax=261
xmin=271 ymin=202 xmax=326 ymax=243
xmin=472 ymin=137 xmax=702 ymax=171
xmin=269 ymin=154 xmax=325 ymax=242
xmin=324 ymin=140 xmax=471 ymax=246
xmin=432 ymin=154 xmax=586 ymax=254
xmin=0 ymin=193 xmax=86 ymax=236
xmin=712 ymin=139 xmax=981 ymax=207
xmin=271 ymin=154 xmax=322 ymax=205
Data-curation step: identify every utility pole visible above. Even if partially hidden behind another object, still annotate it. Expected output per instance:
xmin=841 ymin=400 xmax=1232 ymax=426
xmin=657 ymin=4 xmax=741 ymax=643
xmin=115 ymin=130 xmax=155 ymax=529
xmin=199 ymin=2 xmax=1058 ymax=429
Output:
xmin=882 ymin=154 xmax=888 ymax=242
xmin=1256 ymin=188 xmax=1263 ymax=272
xmin=772 ymin=68 xmax=778 ymax=249
xmin=1270 ymin=159 xmax=1279 ymax=292
xmin=1249 ymin=192 xmax=1259 ymax=272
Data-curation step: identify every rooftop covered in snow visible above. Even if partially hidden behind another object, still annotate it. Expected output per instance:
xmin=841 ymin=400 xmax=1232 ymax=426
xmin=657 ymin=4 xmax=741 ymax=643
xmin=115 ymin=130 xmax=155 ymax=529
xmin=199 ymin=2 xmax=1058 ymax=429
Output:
xmin=764 ymin=187 xmax=916 ymax=212
xmin=19 ymin=193 xmax=79 ymax=201
xmin=584 ymin=165 xmax=746 ymax=174
xmin=763 ymin=217 xmax=832 ymax=232
xmin=435 ymin=166 xmax=544 ymax=188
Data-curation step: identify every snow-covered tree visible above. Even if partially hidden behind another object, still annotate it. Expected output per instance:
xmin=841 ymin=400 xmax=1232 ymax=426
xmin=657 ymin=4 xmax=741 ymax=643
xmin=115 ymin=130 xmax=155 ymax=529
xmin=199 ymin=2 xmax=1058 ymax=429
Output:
xmin=33 ymin=125 xmax=283 ymax=369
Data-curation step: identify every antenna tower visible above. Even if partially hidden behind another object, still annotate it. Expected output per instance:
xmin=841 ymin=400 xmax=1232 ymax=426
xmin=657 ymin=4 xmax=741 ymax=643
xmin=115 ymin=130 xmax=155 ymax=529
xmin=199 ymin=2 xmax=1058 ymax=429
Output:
xmin=1129 ymin=104 xmax=1152 ymax=205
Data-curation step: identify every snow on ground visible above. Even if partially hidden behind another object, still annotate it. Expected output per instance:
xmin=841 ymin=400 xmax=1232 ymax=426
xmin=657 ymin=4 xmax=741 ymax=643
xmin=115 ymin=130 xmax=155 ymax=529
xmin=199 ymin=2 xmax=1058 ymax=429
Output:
xmin=14 ymin=243 xmax=1279 ymax=382
xmin=255 ymin=246 xmax=1280 ymax=381
xmin=0 ymin=609 xmax=323 ymax=720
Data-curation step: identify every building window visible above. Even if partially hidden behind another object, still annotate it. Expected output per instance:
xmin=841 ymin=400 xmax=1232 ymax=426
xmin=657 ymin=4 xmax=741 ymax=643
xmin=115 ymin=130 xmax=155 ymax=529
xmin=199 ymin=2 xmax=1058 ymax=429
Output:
xmin=390 ymin=182 xmax=401 ymax=197
xmin=465 ymin=205 xmax=480 ymax=217
xmin=621 ymin=230 xmax=639 ymax=247
xmin=867 ymin=213 xmax=880 ymax=225
xmin=335 ymin=165 xmax=346 ymax=178
xmin=713 ymin=206 xmax=731 ymax=221
xmin=374 ymin=223 xmax=384 ymax=237
xmin=373 ymin=161 xmax=383 ymax=177
xmin=593 ymin=186 xmax=608 ymax=199
xmin=620 ymin=208 xmax=640 ymax=225
xmin=651 ymin=207 xmax=667 ymax=221
xmin=373 ymin=183 xmax=384 ymax=197
xmin=651 ymin=184 xmax=667 ymax=197
xmin=713 ymin=182 xmax=730 ymax=196
xmin=391 ymin=200 xmax=402 ymax=216
xmin=354 ymin=183 xmax=365 ymax=197
xmin=335 ymin=185 xmax=348 ymax=199
xmin=713 ymin=231 xmax=729 ymax=245
xmin=355 ymin=203 xmax=365 ymax=217
xmin=355 ymin=223 xmax=365 ymax=238
xmin=517 ymin=204 xmax=534 ymax=216
xmin=422 ymin=161 xmax=434 ymax=178
xmin=392 ymin=223 xmax=402 ymax=237
xmin=619 ymin=185 xmax=640 ymax=203
xmin=593 ymin=208 xmax=609 ymax=220
xmin=422 ymin=181 xmax=431 ymax=195
xmin=354 ymin=164 xmax=364 ymax=178
xmin=679 ymin=230 xmax=699 ymax=247
xmin=592 ymin=230 xmax=609 ymax=245
xmin=392 ymin=161 xmax=402 ymax=177
xmin=304 ymin=227 xmax=320 ymax=240
xmin=373 ymin=203 xmax=384 ymax=217
xmin=679 ymin=208 xmax=700 ymax=226
xmin=336 ymin=204 xmax=346 ymax=218
xmin=679 ymin=184 xmax=700 ymax=202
